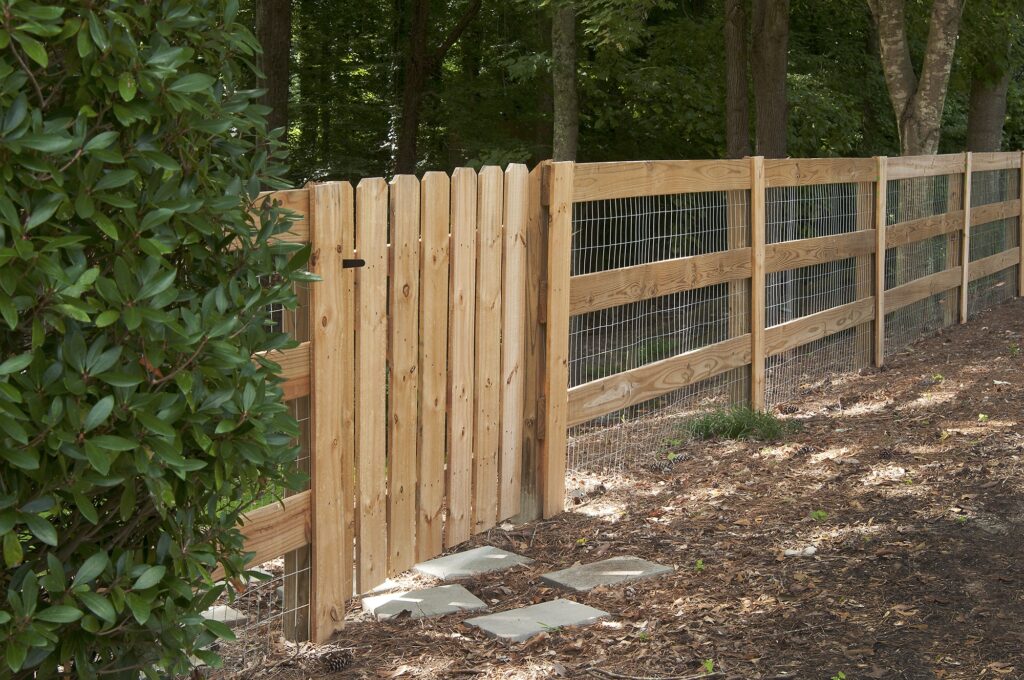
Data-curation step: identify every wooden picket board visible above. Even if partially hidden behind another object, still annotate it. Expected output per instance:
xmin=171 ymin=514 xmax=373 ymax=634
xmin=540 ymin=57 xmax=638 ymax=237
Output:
xmin=473 ymin=167 xmax=504 ymax=533
xmin=355 ymin=178 xmax=389 ymax=591
xmin=417 ymin=172 xmax=450 ymax=560
xmin=387 ymin=175 xmax=420 ymax=576
xmin=750 ymin=157 xmax=767 ymax=410
xmin=499 ymin=164 xmax=528 ymax=520
xmin=960 ymin=154 xmax=973 ymax=323
xmin=446 ymin=168 xmax=478 ymax=547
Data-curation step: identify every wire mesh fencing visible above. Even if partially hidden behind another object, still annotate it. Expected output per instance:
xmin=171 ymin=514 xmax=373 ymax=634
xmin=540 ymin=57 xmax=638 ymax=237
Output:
xmin=968 ymin=168 xmax=1020 ymax=316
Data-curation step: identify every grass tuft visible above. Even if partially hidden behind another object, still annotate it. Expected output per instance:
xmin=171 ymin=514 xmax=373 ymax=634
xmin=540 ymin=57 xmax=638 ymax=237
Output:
xmin=683 ymin=406 xmax=796 ymax=442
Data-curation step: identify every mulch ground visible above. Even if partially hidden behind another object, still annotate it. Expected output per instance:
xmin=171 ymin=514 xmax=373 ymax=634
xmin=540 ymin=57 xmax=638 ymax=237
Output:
xmin=255 ymin=299 xmax=1024 ymax=680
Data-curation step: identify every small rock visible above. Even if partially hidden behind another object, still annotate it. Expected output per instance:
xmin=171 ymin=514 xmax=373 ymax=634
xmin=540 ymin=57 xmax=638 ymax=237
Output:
xmin=201 ymin=605 xmax=247 ymax=629
xmin=783 ymin=546 xmax=817 ymax=558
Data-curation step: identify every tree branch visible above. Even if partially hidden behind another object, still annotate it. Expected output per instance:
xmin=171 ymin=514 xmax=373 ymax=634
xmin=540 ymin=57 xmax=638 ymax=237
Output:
xmin=429 ymin=0 xmax=482 ymax=69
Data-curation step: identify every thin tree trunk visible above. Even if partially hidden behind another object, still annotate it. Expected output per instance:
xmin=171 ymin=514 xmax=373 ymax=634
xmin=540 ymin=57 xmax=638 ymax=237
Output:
xmin=724 ymin=0 xmax=750 ymax=159
xmin=552 ymin=2 xmax=579 ymax=162
xmin=966 ymin=68 xmax=1012 ymax=152
xmin=255 ymin=0 xmax=292 ymax=133
xmin=868 ymin=0 xmax=963 ymax=156
xmin=751 ymin=0 xmax=789 ymax=158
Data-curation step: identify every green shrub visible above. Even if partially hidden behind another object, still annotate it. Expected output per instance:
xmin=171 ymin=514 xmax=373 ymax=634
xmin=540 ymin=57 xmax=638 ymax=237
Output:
xmin=0 ymin=1 xmax=307 ymax=676
xmin=683 ymin=406 xmax=795 ymax=442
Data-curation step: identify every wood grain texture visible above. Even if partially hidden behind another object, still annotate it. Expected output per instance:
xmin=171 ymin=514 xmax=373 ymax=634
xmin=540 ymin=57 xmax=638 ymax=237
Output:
xmin=568 ymin=334 xmax=752 ymax=427
xmin=764 ymin=230 xmax=875 ymax=274
xmin=1020 ymin=152 xmax=1024 ymax=297
xmin=764 ymin=297 xmax=876 ymax=358
xmin=886 ymin=154 xmax=966 ymax=180
xmin=874 ymin=157 xmax=887 ymax=367
xmin=969 ymin=199 xmax=1020 ymax=226
xmin=309 ymin=181 xmax=353 ymax=641
xmin=763 ymin=158 xmax=876 ymax=187
xmin=515 ymin=162 xmax=549 ymax=523
xmin=355 ymin=178 xmax=389 ymax=591
xmin=569 ymin=248 xmax=752 ymax=315
xmin=750 ymin=157 xmax=766 ymax=410
xmin=884 ymin=267 xmax=962 ymax=314
xmin=446 ymin=168 xmax=477 ymax=547
xmin=726 ymin=188 xmax=751 ymax=406
xmin=961 ymin=154 xmax=972 ymax=323
xmin=971 ymin=151 xmax=1022 ymax=172
xmin=387 ymin=175 xmax=420 ymax=575
xmin=257 ymin=188 xmax=310 ymax=243
xmin=886 ymin=210 xmax=963 ymax=248
xmin=969 ymin=248 xmax=1021 ymax=282
xmin=237 ymin=492 xmax=311 ymax=574
xmin=254 ymin=342 xmax=310 ymax=401
xmin=473 ymin=167 xmax=504 ymax=533
xmin=542 ymin=162 xmax=573 ymax=519
xmin=573 ymin=159 xmax=750 ymax=201
xmin=417 ymin=172 xmax=450 ymax=560
xmin=853 ymin=180 xmax=874 ymax=370
xmin=499 ymin=164 xmax=528 ymax=521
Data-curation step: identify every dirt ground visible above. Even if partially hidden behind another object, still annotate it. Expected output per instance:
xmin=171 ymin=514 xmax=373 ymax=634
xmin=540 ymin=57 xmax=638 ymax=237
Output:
xmin=256 ymin=299 xmax=1024 ymax=680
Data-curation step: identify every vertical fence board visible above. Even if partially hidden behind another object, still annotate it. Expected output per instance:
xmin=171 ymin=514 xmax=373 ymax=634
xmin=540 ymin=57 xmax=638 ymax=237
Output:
xmin=516 ymin=162 xmax=550 ymax=522
xmin=944 ymin=168 xmax=962 ymax=326
xmin=874 ymin=157 xmax=887 ymax=366
xmin=446 ymin=168 xmax=478 ymax=547
xmin=499 ymin=164 xmax=528 ymax=520
xmin=961 ymin=153 xmax=973 ymax=323
xmin=541 ymin=161 xmax=573 ymax=518
xmin=309 ymin=181 xmax=353 ymax=642
xmin=1020 ymin=151 xmax=1024 ymax=296
xmin=726 ymin=188 xmax=750 ymax=405
xmin=355 ymin=178 xmax=389 ymax=590
xmin=387 ymin=175 xmax=420 ymax=575
xmin=417 ymin=172 xmax=450 ymax=559
xmin=750 ymin=157 xmax=767 ymax=410
xmin=472 ymin=167 xmax=504 ymax=532
xmin=854 ymin=180 xmax=874 ymax=368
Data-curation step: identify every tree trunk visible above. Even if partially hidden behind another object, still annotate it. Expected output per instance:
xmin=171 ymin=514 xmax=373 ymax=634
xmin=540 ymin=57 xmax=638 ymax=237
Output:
xmin=255 ymin=0 xmax=292 ymax=133
xmin=724 ymin=0 xmax=750 ymax=159
xmin=552 ymin=2 xmax=579 ymax=162
xmin=966 ymin=68 xmax=1012 ymax=152
xmin=751 ymin=0 xmax=789 ymax=158
xmin=395 ymin=0 xmax=430 ymax=174
xmin=868 ymin=0 xmax=963 ymax=156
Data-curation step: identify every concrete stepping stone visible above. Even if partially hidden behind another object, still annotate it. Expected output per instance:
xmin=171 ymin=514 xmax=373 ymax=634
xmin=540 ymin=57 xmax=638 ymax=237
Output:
xmin=201 ymin=604 xmax=246 ymax=629
xmin=414 ymin=546 xmax=533 ymax=580
xmin=465 ymin=599 xmax=609 ymax=643
xmin=362 ymin=584 xmax=487 ymax=621
xmin=540 ymin=556 xmax=672 ymax=592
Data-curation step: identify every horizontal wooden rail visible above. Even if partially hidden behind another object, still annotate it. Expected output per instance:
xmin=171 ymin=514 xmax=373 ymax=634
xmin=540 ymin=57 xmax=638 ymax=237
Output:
xmin=764 ymin=230 xmax=875 ymax=274
xmin=567 ymin=334 xmax=751 ymax=427
xmin=971 ymin=152 xmax=1022 ymax=172
xmin=572 ymin=160 xmax=751 ymax=201
xmin=255 ymin=342 xmax=311 ymax=401
xmin=569 ymin=248 xmax=752 ymax=315
xmin=969 ymin=248 xmax=1021 ymax=282
xmin=884 ymin=267 xmax=962 ymax=314
xmin=211 ymin=491 xmax=312 ymax=581
xmin=763 ymin=158 xmax=876 ymax=187
xmin=970 ymin=199 xmax=1021 ymax=226
xmin=257 ymin=188 xmax=310 ymax=243
xmin=764 ymin=297 xmax=875 ymax=357
xmin=887 ymin=154 xmax=965 ymax=180
xmin=886 ymin=210 xmax=962 ymax=248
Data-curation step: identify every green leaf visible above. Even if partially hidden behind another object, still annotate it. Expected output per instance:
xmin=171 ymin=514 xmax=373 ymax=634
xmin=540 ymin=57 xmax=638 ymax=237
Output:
xmin=132 ymin=565 xmax=165 ymax=591
xmin=78 ymin=591 xmax=116 ymax=623
xmin=83 ymin=395 xmax=115 ymax=432
xmin=6 ymin=639 xmax=26 ymax=672
xmin=14 ymin=33 xmax=47 ymax=67
xmin=168 ymin=73 xmax=216 ymax=93
xmin=73 ymin=552 xmax=109 ymax=586
xmin=0 ymin=353 xmax=32 ymax=375
xmin=84 ymin=131 xmax=118 ymax=152
xmin=95 ymin=310 xmax=119 ymax=327
xmin=3 ymin=532 xmax=23 ymax=567
xmin=22 ymin=514 xmax=58 ymax=546
xmin=137 ymin=412 xmax=175 ymax=438
xmin=89 ymin=434 xmax=137 ymax=451
xmin=118 ymin=73 xmax=137 ymax=102
xmin=19 ymin=133 xmax=76 ymax=154
xmin=126 ymin=593 xmax=151 ymax=624
xmin=94 ymin=169 xmax=136 ymax=192
xmin=202 ymin=618 xmax=236 ymax=641
xmin=36 ymin=605 xmax=83 ymax=623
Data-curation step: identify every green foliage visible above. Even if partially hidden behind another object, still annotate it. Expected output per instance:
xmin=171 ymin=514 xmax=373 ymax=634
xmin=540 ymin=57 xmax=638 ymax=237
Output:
xmin=683 ymin=406 xmax=795 ymax=442
xmin=0 ymin=0 xmax=306 ymax=676
xmin=809 ymin=510 xmax=829 ymax=522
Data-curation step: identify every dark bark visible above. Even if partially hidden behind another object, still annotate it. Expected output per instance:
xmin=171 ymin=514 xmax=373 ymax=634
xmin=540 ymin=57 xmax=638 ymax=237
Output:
xmin=394 ymin=0 xmax=482 ymax=174
xmin=724 ymin=0 xmax=751 ymax=159
xmin=966 ymin=68 xmax=1012 ymax=152
xmin=255 ymin=0 xmax=292 ymax=133
xmin=751 ymin=0 xmax=789 ymax=158
xmin=552 ymin=2 xmax=579 ymax=162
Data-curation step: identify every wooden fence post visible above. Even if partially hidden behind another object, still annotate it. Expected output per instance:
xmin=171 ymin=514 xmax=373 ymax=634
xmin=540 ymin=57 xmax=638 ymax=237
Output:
xmin=874 ymin=156 xmax=887 ymax=367
xmin=516 ymin=162 xmax=550 ymax=523
xmin=750 ymin=156 xmax=766 ymax=411
xmin=960 ymin=152 xmax=973 ymax=323
xmin=1019 ymin=150 xmax=1024 ymax=297
xmin=541 ymin=161 xmax=573 ymax=518
xmin=726 ymin=190 xmax=750 ymax=406
xmin=309 ymin=181 xmax=354 ymax=643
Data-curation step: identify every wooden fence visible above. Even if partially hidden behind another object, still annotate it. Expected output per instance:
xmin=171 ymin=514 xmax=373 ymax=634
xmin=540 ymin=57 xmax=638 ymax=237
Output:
xmin=236 ymin=151 xmax=1022 ymax=644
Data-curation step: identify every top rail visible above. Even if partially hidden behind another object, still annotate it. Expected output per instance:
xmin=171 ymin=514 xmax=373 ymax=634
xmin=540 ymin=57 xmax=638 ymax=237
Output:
xmin=971 ymin=151 xmax=1022 ymax=172
xmin=572 ymin=159 xmax=750 ymax=201
xmin=887 ymin=153 xmax=965 ymax=180
xmin=763 ymin=158 xmax=877 ymax=187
